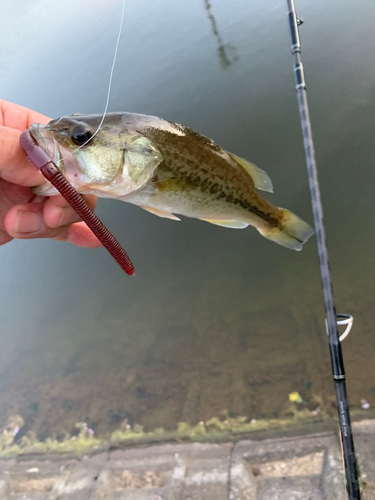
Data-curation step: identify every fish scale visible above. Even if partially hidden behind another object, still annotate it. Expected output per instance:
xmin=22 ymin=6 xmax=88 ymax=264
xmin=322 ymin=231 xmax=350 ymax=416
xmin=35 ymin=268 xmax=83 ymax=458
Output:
xmin=148 ymin=149 xmax=279 ymax=226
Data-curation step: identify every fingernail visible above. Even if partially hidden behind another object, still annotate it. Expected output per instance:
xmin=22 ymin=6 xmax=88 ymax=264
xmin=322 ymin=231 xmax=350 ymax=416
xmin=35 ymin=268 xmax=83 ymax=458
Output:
xmin=15 ymin=211 xmax=45 ymax=233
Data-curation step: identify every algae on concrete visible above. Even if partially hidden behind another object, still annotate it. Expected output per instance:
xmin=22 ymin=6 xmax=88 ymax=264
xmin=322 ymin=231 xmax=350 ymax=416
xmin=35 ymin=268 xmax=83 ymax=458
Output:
xmin=0 ymin=405 xmax=328 ymax=458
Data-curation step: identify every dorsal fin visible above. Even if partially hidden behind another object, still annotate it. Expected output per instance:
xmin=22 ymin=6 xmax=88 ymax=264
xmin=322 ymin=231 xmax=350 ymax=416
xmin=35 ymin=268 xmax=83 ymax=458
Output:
xmin=228 ymin=152 xmax=274 ymax=193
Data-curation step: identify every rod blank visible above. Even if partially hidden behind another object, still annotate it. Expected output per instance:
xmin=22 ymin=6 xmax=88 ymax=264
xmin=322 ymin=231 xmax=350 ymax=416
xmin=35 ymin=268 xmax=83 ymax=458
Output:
xmin=285 ymin=1 xmax=360 ymax=498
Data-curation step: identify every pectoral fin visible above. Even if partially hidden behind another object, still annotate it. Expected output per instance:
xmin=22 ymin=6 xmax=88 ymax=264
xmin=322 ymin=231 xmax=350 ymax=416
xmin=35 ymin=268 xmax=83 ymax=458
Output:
xmin=124 ymin=136 xmax=163 ymax=189
xmin=228 ymin=153 xmax=274 ymax=193
xmin=200 ymin=218 xmax=248 ymax=229
xmin=140 ymin=206 xmax=181 ymax=221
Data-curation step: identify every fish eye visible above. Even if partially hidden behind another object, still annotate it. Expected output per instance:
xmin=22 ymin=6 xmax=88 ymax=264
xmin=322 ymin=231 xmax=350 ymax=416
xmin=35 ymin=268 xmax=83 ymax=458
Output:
xmin=71 ymin=127 xmax=93 ymax=146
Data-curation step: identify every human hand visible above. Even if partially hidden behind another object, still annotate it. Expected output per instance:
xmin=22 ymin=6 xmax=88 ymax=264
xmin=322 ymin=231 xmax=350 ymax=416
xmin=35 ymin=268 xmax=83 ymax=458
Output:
xmin=0 ymin=100 xmax=101 ymax=247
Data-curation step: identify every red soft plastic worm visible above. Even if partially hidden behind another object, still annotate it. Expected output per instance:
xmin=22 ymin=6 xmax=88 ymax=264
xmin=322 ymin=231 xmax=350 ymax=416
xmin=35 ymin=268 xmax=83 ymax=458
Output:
xmin=19 ymin=130 xmax=135 ymax=276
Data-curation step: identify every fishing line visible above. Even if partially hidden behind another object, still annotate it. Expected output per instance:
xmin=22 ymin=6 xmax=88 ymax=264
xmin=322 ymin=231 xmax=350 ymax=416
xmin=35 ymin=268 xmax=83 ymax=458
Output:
xmin=81 ymin=0 xmax=126 ymax=146
xmin=63 ymin=0 xmax=126 ymax=159
xmin=19 ymin=1 xmax=133 ymax=275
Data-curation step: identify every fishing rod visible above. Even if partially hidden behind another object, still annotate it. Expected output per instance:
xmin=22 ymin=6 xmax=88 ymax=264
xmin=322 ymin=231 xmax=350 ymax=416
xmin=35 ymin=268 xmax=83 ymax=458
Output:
xmin=285 ymin=1 xmax=360 ymax=498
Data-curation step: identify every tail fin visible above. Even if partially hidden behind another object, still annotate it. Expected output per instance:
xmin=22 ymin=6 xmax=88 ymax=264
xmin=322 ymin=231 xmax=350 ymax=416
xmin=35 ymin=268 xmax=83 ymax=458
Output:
xmin=257 ymin=208 xmax=314 ymax=251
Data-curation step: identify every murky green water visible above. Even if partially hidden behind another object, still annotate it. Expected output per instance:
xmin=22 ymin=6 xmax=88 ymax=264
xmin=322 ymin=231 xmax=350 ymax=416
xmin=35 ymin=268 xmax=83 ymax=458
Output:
xmin=1 ymin=0 xmax=375 ymax=442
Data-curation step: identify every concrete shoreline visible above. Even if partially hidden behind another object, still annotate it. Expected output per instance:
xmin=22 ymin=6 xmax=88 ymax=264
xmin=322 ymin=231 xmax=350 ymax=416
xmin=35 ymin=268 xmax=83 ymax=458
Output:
xmin=1 ymin=419 xmax=374 ymax=499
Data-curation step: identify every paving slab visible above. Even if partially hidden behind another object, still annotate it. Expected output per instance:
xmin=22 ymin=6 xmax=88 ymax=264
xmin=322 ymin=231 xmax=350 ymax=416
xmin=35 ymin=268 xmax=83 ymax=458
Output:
xmin=93 ymin=442 xmax=233 ymax=500
xmin=229 ymin=432 xmax=346 ymax=500
xmin=53 ymin=452 xmax=108 ymax=500
xmin=94 ymin=445 xmax=178 ymax=499
xmin=0 ymin=474 xmax=10 ymax=499
xmin=352 ymin=420 xmax=375 ymax=500
xmin=171 ymin=442 xmax=232 ymax=500
xmin=1 ymin=420 xmax=375 ymax=499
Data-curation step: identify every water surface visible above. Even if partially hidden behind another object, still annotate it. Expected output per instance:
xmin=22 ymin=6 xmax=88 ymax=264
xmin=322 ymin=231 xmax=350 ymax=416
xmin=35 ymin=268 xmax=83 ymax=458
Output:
xmin=0 ymin=0 xmax=375 ymax=440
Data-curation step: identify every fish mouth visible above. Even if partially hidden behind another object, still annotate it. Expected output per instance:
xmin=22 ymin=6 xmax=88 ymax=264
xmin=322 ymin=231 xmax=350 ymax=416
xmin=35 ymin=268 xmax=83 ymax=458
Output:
xmin=30 ymin=123 xmax=86 ymax=196
xmin=30 ymin=123 xmax=66 ymax=177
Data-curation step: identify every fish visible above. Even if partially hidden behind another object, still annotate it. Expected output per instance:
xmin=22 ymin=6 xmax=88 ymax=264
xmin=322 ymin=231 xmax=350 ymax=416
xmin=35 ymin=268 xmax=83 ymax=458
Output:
xmin=29 ymin=112 xmax=314 ymax=250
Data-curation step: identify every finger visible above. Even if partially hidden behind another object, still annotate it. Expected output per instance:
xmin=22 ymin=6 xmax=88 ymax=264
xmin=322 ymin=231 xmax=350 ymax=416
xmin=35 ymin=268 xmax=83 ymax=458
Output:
xmin=0 ymin=100 xmax=50 ymax=130
xmin=43 ymin=194 xmax=98 ymax=228
xmin=47 ymin=193 xmax=97 ymax=210
xmin=0 ymin=229 xmax=13 ymax=246
xmin=54 ymin=222 xmax=102 ymax=248
xmin=0 ymin=180 xmax=35 ymax=232
xmin=4 ymin=203 xmax=102 ymax=248
xmin=4 ymin=202 xmax=64 ymax=239
xmin=0 ymin=126 xmax=46 ymax=186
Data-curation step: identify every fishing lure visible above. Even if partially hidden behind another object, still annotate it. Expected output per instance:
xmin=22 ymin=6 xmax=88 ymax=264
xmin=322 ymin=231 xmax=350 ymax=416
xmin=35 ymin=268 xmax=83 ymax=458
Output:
xmin=19 ymin=129 xmax=135 ymax=276
xmin=19 ymin=0 xmax=135 ymax=276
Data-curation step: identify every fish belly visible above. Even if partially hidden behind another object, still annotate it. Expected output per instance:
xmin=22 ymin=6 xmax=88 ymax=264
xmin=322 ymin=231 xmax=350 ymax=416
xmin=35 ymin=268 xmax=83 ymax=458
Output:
xmin=123 ymin=182 xmax=267 ymax=230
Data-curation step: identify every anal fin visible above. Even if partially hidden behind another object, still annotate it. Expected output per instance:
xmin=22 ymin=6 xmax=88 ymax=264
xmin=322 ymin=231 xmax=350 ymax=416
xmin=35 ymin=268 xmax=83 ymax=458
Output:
xmin=140 ymin=206 xmax=180 ymax=221
xmin=200 ymin=218 xmax=248 ymax=229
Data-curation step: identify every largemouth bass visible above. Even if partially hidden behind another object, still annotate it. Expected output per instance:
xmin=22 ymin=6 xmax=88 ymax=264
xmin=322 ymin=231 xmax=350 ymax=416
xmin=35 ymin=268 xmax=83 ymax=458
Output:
xmin=30 ymin=112 xmax=313 ymax=250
